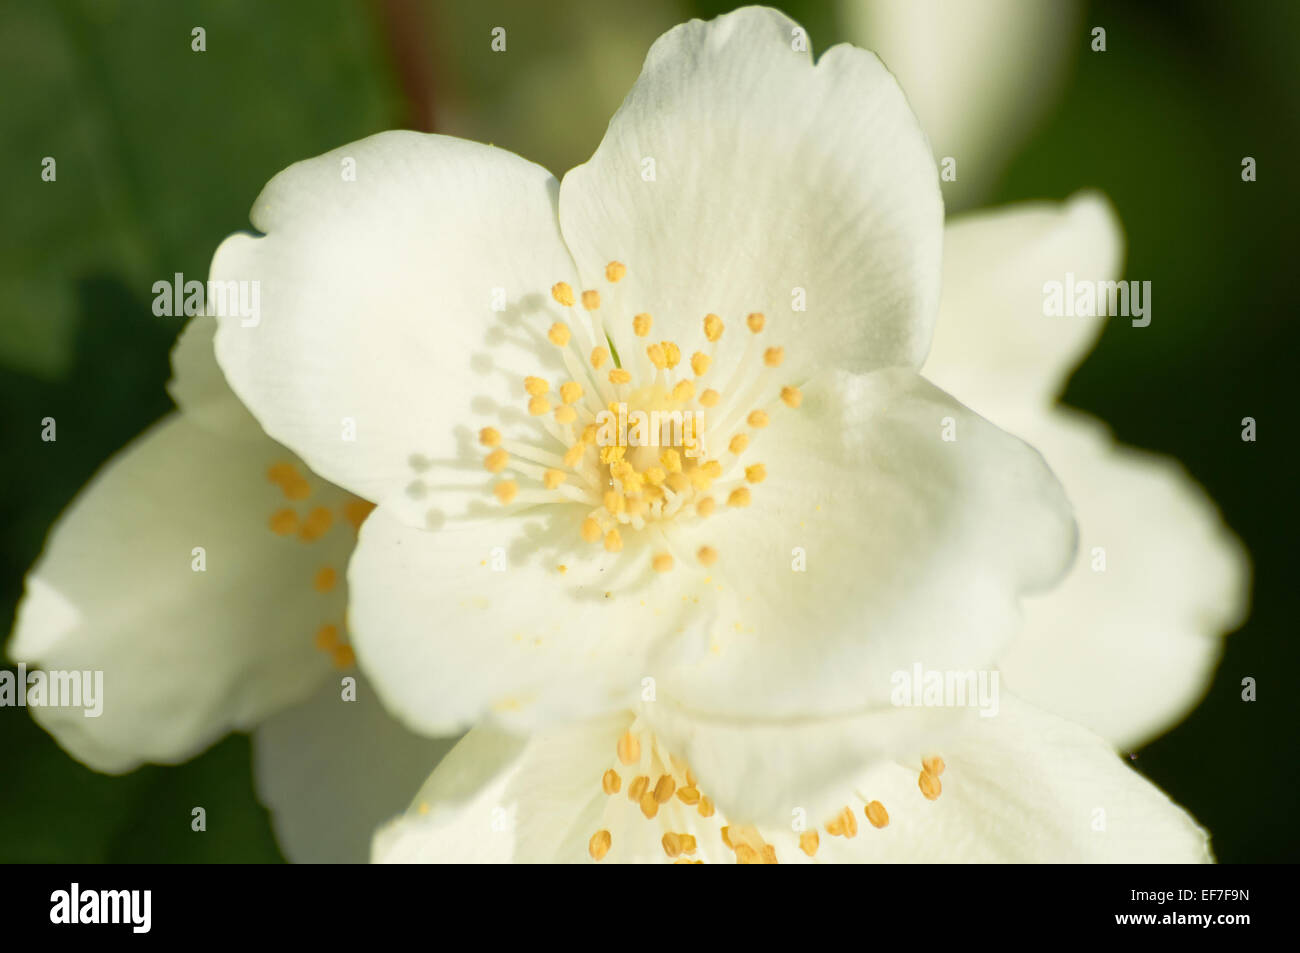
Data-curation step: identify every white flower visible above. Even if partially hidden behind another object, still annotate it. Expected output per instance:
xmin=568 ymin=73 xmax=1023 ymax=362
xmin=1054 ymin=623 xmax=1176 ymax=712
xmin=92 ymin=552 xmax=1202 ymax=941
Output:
xmin=6 ymin=317 xmax=450 ymax=862
xmin=371 ymin=693 xmax=1209 ymax=863
xmin=207 ymin=6 xmax=1075 ymax=821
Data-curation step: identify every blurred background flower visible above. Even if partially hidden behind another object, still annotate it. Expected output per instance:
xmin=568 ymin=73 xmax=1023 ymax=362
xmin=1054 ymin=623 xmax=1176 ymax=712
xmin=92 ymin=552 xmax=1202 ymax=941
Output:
xmin=1 ymin=0 xmax=1294 ymax=862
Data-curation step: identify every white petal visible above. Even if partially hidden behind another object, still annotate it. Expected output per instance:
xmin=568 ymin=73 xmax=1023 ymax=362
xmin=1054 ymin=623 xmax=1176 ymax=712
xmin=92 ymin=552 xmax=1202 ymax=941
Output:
xmin=656 ymin=368 xmax=1075 ymax=726
xmin=167 ymin=315 xmax=263 ymax=439
xmin=558 ymin=6 xmax=942 ymax=380
xmin=253 ymin=671 xmax=458 ymax=863
xmin=347 ymin=503 xmax=722 ymax=737
xmin=998 ymin=410 xmax=1250 ymax=748
xmin=923 ymin=191 xmax=1125 ymax=417
xmin=843 ymin=0 xmax=1083 ymax=208
xmin=211 ymin=130 xmax=579 ymax=507
xmin=810 ymin=694 xmax=1210 ymax=863
xmin=7 ymin=414 xmax=352 ymax=772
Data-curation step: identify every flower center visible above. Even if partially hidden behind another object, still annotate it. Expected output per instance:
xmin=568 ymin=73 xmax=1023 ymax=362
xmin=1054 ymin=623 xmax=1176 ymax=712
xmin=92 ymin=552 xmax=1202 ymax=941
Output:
xmin=479 ymin=262 xmax=803 ymax=570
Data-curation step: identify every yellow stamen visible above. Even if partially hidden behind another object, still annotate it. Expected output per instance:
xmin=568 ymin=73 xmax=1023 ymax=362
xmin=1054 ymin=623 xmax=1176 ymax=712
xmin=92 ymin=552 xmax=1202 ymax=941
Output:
xmin=639 ymin=790 xmax=659 ymax=819
xmin=528 ymin=396 xmax=551 ymax=416
xmin=652 ymin=553 xmax=674 ymax=573
xmin=780 ymin=386 xmax=802 ymax=408
xmin=676 ymin=786 xmax=701 ymax=805
xmin=269 ymin=509 xmax=299 ymax=536
xmin=331 ymin=644 xmax=355 ymax=669
xmin=342 ymin=499 xmax=376 ymax=530
xmin=581 ymin=517 xmax=602 ymax=543
xmin=617 ymin=731 xmax=641 ymax=765
xmin=747 ymin=409 xmax=769 ymax=428
xmin=696 ymin=546 xmax=718 ymax=566
xmin=727 ymin=487 xmax=752 ymax=507
xmin=763 ymin=346 xmax=784 ymax=367
xmin=559 ymin=381 xmax=583 ymax=405
xmin=551 ymin=282 xmax=575 ymax=306
xmin=609 ymin=368 xmax=631 ymax=385
xmin=479 ymin=426 xmax=501 ymax=447
xmin=654 ymin=774 xmax=676 ymax=803
xmin=604 ymin=529 xmax=623 ymax=553
xmin=590 ymin=346 xmax=609 ymax=369
xmin=690 ymin=351 xmax=711 ymax=376
xmin=493 ymin=481 xmax=518 ymax=504
xmin=524 ymin=376 xmax=549 ymax=396
xmin=588 ymin=829 xmax=612 ymax=861
xmin=744 ymin=463 xmax=767 ymax=484
xmin=662 ymin=832 xmax=683 ymax=858
xmin=628 ymin=775 xmax=649 ymax=801
xmin=313 ymin=567 xmax=338 ymax=593
xmin=646 ymin=343 xmax=667 ymax=368
xmin=703 ymin=313 xmax=724 ymax=342
xmin=698 ymin=797 xmax=715 ymax=818
xmin=919 ymin=770 xmax=942 ymax=800
xmin=923 ymin=755 xmax=946 ymax=776
xmin=484 ymin=448 xmax=509 ymax=473
xmin=554 ymin=405 xmax=577 ymax=425
xmin=633 ymin=313 xmax=652 ymax=337
xmin=662 ymin=341 xmax=681 ymax=368
xmin=543 ymin=469 xmax=566 ymax=489
xmin=671 ymin=380 xmax=695 ymax=401
xmin=695 ymin=497 xmax=716 ymax=517
xmin=314 ymin=624 xmax=340 ymax=651
xmin=602 ymin=769 xmax=621 ymax=795
xmin=582 ymin=290 xmax=601 ymax=311
xmin=605 ymin=261 xmax=626 ymax=282
xmin=746 ymin=312 xmax=765 ymax=333
xmin=699 ymin=389 xmax=720 ymax=408
xmin=865 ymin=800 xmax=890 ymax=829
xmin=299 ymin=506 xmax=333 ymax=541
xmin=799 ymin=831 xmax=820 ymax=857
xmin=548 ymin=322 xmax=571 ymax=347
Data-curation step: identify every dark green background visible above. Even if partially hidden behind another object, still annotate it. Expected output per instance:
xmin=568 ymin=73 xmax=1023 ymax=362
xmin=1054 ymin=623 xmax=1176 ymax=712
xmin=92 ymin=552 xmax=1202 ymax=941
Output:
xmin=1 ymin=0 xmax=1295 ymax=862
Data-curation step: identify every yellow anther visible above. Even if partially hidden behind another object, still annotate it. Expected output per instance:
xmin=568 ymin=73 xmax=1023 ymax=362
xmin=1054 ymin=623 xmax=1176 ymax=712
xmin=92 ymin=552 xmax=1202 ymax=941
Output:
xmin=780 ymin=385 xmax=803 ymax=408
xmin=617 ymin=731 xmax=641 ymax=765
xmin=646 ymin=343 xmax=667 ymax=368
xmin=548 ymin=322 xmax=571 ymax=347
xmin=342 ymin=499 xmax=376 ymax=530
xmin=314 ymin=624 xmax=340 ymax=651
xmin=923 ymin=755 xmax=946 ymax=776
xmin=639 ymin=789 xmax=659 ymax=820
xmin=698 ymin=797 xmax=715 ymax=818
xmin=282 ymin=476 xmax=311 ymax=500
xmin=628 ymin=775 xmax=649 ymax=801
xmin=744 ymin=463 xmax=767 ymax=484
xmin=746 ymin=312 xmax=765 ymax=333
xmin=644 ymin=467 xmax=665 ymax=486
xmin=551 ymin=282 xmax=575 ymax=306
xmin=600 ymin=445 xmax=625 ymax=465
xmin=727 ymin=487 xmax=752 ymax=507
xmin=603 ymin=490 xmax=626 ymax=515
xmin=609 ymin=368 xmax=631 ymax=385
xmin=581 ymin=289 xmax=601 ymax=311
xmin=602 ymin=769 xmax=621 ymax=795
xmin=267 ymin=461 xmax=297 ymax=484
xmin=299 ymin=506 xmax=333 ymax=542
xmin=676 ymin=786 xmax=701 ymax=805
xmin=665 ymin=472 xmax=689 ymax=493
xmin=728 ymin=434 xmax=750 ymax=455
xmin=703 ymin=313 xmax=724 ymax=342
xmin=689 ymin=469 xmax=712 ymax=491
xmin=581 ymin=517 xmax=603 ymax=543
xmin=269 ymin=509 xmax=299 ymax=536
xmin=559 ymin=381 xmax=583 ymax=405
xmin=734 ymin=844 xmax=760 ymax=864
xmin=633 ymin=313 xmax=653 ymax=337
xmin=588 ymin=829 xmax=612 ymax=861
xmin=652 ymin=553 xmax=674 ymax=573
xmin=604 ymin=529 xmax=623 ymax=553
xmin=331 ymin=644 xmax=356 ymax=669
xmin=671 ymin=379 xmax=695 ymax=401
xmin=662 ymin=341 xmax=681 ymax=368
xmin=313 ymin=567 xmax=338 ymax=593
xmin=763 ymin=346 xmax=784 ymax=367
xmin=799 ymin=831 xmax=820 ymax=857
xmin=590 ymin=346 xmax=608 ymax=369
xmin=543 ymin=469 xmax=566 ymax=489
xmin=605 ymin=261 xmax=626 ymax=282
xmin=554 ymin=405 xmax=577 ymax=425
xmin=581 ymin=424 xmax=599 ymax=444
xmin=654 ymin=774 xmax=676 ymax=803
xmin=695 ymin=498 xmax=716 ymax=517
xmin=528 ymin=396 xmax=551 ymax=416
xmin=484 ymin=449 xmax=509 ymax=473
xmin=919 ymin=770 xmax=943 ymax=800
xmin=479 ymin=426 xmax=501 ymax=447
xmin=564 ymin=446 xmax=586 ymax=470
xmin=826 ymin=806 xmax=859 ymax=838
xmin=662 ymin=832 xmax=683 ymax=858
xmin=660 ymin=449 xmax=682 ymax=473
xmin=747 ymin=409 xmax=770 ymax=428
xmin=701 ymin=460 xmax=722 ymax=479
xmin=865 ymin=800 xmax=890 ymax=829
xmin=524 ymin=376 xmax=549 ymax=396
xmin=699 ymin=389 xmax=720 ymax=408
xmin=493 ymin=481 xmax=518 ymax=504
xmin=696 ymin=546 xmax=718 ymax=566
xmin=690 ymin=351 xmax=711 ymax=376
xmin=679 ymin=834 xmax=697 ymax=854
